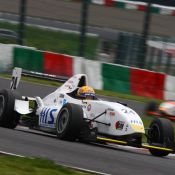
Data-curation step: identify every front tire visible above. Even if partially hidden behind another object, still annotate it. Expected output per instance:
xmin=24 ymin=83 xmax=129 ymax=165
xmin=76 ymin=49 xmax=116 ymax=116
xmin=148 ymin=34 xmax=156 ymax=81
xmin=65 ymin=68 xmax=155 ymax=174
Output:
xmin=56 ymin=103 xmax=84 ymax=141
xmin=0 ymin=89 xmax=21 ymax=129
xmin=148 ymin=118 xmax=174 ymax=157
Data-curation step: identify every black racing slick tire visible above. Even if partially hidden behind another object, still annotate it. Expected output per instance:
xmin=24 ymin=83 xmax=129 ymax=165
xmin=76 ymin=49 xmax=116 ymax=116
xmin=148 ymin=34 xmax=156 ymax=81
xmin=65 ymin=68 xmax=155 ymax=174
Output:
xmin=0 ymin=89 xmax=21 ymax=129
xmin=56 ymin=103 xmax=84 ymax=141
xmin=148 ymin=118 xmax=174 ymax=157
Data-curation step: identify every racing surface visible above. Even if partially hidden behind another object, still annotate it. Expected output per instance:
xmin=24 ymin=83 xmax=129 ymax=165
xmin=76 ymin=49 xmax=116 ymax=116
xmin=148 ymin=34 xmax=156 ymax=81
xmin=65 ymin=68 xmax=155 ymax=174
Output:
xmin=0 ymin=0 xmax=175 ymax=37
xmin=0 ymin=13 xmax=119 ymax=41
xmin=0 ymin=77 xmax=175 ymax=175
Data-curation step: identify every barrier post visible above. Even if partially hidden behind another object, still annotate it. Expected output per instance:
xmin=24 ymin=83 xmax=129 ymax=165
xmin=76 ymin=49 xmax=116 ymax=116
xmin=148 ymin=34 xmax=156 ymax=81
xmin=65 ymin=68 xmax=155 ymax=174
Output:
xmin=79 ymin=0 xmax=90 ymax=57
xmin=138 ymin=0 xmax=152 ymax=68
xmin=18 ymin=0 xmax=27 ymax=45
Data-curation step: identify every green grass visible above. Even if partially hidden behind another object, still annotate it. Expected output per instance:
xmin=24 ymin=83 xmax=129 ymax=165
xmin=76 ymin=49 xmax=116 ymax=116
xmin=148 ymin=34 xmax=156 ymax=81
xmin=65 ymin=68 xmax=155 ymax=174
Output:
xmin=0 ymin=21 xmax=100 ymax=60
xmin=0 ymin=155 xmax=90 ymax=175
xmin=0 ymin=37 xmax=17 ymax=44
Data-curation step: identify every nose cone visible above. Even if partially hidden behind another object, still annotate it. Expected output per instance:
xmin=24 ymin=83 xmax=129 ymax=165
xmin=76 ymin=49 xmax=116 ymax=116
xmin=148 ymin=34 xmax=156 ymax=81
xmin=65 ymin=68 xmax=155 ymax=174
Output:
xmin=130 ymin=122 xmax=145 ymax=133
xmin=119 ymin=107 xmax=145 ymax=134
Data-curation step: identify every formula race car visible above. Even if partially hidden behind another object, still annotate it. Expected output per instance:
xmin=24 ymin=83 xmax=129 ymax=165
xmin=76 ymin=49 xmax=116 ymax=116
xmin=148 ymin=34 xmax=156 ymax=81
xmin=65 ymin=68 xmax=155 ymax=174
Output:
xmin=146 ymin=101 xmax=175 ymax=121
xmin=0 ymin=67 xmax=175 ymax=157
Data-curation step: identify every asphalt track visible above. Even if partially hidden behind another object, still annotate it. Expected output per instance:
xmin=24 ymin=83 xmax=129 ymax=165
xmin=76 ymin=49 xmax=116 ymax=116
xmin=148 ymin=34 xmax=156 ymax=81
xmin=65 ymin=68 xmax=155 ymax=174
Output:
xmin=0 ymin=77 xmax=175 ymax=175
xmin=0 ymin=0 xmax=175 ymax=37
xmin=0 ymin=13 xmax=119 ymax=41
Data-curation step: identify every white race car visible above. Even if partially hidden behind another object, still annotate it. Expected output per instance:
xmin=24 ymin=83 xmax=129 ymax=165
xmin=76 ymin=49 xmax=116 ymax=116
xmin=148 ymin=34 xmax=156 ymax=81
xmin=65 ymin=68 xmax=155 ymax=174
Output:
xmin=0 ymin=68 xmax=175 ymax=157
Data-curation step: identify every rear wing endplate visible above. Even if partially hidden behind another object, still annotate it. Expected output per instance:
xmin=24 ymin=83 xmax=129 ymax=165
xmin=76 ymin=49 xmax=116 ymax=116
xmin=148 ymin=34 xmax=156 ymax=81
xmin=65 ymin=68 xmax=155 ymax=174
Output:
xmin=10 ymin=67 xmax=22 ymax=90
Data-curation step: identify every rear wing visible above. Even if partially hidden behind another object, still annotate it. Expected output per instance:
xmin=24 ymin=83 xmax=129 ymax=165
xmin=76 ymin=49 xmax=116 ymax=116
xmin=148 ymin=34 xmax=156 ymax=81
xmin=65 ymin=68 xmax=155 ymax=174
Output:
xmin=10 ymin=67 xmax=22 ymax=90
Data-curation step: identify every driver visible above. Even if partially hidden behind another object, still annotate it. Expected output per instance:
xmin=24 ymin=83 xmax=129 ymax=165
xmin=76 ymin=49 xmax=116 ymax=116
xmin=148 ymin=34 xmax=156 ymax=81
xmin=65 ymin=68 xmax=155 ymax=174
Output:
xmin=77 ymin=86 xmax=95 ymax=100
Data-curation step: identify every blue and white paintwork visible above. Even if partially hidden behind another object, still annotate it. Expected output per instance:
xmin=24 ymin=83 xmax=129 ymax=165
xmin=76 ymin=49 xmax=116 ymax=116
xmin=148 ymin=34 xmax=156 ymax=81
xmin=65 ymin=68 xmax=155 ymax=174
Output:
xmin=14 ymin=73 xmax=145 ymax=136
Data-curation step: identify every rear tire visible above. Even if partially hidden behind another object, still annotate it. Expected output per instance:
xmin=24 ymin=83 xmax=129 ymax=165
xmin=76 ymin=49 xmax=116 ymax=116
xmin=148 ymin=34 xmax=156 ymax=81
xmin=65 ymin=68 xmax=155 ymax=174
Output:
xmin=0 ymin=89 xmax=21 ymax=129
xmin=56 ymin=103 xmax=84 ymax=141
xmin=148 ymin=118 xmax=174 ymax=157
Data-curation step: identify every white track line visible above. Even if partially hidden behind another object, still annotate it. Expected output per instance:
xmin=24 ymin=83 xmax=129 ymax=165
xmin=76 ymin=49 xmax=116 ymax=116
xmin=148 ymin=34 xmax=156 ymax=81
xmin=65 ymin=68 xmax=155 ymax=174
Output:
xmin=0 ymin=151 xmax=24 ymax=157
xmin=58 ymin=163 xmax=111 ymax=175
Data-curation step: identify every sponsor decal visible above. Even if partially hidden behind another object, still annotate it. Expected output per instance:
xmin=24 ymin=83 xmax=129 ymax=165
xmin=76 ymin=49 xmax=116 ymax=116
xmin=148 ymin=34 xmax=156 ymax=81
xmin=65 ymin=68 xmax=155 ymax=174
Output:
xmin=107 ymin=108 xmax=114 ymax=111
xmin=65 ymin=80 xmax=76 ymax=90
xmin=81 ymin=104 xmax=87 ymax=109
xmin=106 ymin=108 xmax=115 ymax=116
xmin=121 ymin=109 xmax=136 ymax=115
xmin=59 ymin=94 xmax=64 ymax=98
xmin=131 ymin=120 xmax=142 ymax=125
xmin=62 ymin=99 xmax=68 ymax=105
xmin=68 ymin=80 xmax=73 ymax=84
xmin=115 ymin=121 xmax=125 ymax=130
xmin=122 ymin=109 xmax=127 ymax=113
xmin=109 ymin=111 xmax=115 ymax=116
xmin=125 ymin=124 xmax=129 ymax=132
xmin=131 ymin=124 xmax=144 ymax=132
xmin=65 ymin=84 xmax=73 ymax=90
xmin=130 ymin=120 xmax=144 ymax=132
xmin=90 ymin=113 xmax=95 ymax=118
xmin=40 ymin=107 xmax=58 ymax=126
xmin=129 ymin=110 xmax=135 ymax=115
xmin=87 ymin=104 xmax=91 ymax=111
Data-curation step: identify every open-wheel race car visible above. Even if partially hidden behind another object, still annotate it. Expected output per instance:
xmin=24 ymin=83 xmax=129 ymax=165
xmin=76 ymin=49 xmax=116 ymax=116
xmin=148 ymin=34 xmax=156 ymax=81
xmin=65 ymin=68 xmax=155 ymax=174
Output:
xmin=0 ymin=67 xmax=175 ymax=157
xmin=146 ymin=100 xmax=175 ymax=121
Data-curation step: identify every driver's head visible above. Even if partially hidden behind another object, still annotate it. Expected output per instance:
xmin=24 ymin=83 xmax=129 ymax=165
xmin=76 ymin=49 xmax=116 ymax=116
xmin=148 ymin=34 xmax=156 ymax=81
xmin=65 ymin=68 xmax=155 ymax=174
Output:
xmin=77 ymin=86 xmax=95 ymax=100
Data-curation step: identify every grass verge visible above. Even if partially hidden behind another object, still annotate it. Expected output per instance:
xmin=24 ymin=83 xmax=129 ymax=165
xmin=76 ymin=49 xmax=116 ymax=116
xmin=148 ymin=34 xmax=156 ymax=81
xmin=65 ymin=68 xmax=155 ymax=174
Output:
xmin=0 ymin=155 xmax=91 ymax=175
xmin=0 ymin=21 xmax=100 ymax=60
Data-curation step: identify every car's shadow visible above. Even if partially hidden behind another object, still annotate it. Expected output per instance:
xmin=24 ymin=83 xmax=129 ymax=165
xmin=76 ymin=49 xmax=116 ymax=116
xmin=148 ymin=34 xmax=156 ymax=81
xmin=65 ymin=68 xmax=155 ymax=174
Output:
xmin=15 ymin=125 xmax=173 ymax=160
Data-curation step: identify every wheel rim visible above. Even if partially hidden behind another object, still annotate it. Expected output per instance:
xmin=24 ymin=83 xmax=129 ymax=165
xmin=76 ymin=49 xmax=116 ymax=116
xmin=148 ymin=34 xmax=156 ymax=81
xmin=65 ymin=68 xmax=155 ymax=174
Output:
xmin=57 ymin=109 xmax=69 ymax=134
xmin=150 ymin=123 xmax=161 ymax=143
xmin=0 ymin=95 xmax=5 ymax=117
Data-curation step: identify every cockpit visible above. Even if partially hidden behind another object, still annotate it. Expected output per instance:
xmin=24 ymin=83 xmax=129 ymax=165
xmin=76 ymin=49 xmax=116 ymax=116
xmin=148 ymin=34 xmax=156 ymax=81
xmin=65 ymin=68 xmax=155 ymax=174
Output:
xmin=67 ymin=75 xmax=98 ymax=100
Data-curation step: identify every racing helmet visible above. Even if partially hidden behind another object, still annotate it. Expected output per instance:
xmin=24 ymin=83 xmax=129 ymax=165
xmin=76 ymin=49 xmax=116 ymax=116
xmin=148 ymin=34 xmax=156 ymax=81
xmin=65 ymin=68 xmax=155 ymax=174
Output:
xmin=77 ymin=86 xmax=95 ymax=99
